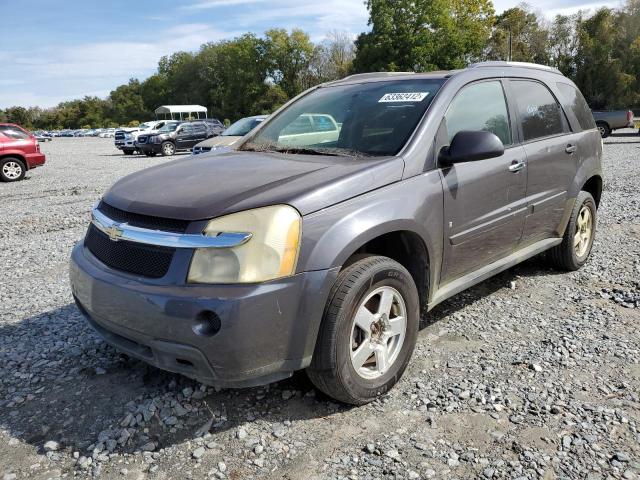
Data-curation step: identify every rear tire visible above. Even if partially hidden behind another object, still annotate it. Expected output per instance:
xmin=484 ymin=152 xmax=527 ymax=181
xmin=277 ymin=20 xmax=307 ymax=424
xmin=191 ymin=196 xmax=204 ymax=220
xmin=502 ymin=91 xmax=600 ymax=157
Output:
xmin=307 ymin=256 xmax=419 ymax=405
xmin=0 ymin=157 xmax=26 ymax=182
xmin=161 ymin=142 xmax=176 ymax=156
xmin=548 ymin=191 xmax=597 ymax=271
xmin=597 ymin=122 xmax=611 ymax=138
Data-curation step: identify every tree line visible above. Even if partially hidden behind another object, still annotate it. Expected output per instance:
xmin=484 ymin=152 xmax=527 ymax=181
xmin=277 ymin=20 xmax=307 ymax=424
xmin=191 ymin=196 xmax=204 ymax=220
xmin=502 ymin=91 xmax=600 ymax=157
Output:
xmin=1 ymin=0 xmax=638 ymax=130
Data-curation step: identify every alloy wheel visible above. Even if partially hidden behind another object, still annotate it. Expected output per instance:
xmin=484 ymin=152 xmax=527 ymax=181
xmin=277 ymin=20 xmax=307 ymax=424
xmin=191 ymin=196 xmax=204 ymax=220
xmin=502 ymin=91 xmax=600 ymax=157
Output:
xmin=2 ymin=161 xmax=23 ymax=180
xmin=574 ymin=204 xmax=593 ymax=258
xmin=163 ymin=143 xmax=175 ymax=156
xmin=350 ymin=286 xmax=407 ymax=379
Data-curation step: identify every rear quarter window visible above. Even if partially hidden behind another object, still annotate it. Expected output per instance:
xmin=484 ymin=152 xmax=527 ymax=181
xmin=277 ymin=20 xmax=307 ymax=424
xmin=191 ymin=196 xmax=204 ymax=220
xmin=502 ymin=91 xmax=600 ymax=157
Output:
xmin=556 ymin=83 xmax=597 ymax=131
xmin=0 ymin=125 xmax=30 ymax=140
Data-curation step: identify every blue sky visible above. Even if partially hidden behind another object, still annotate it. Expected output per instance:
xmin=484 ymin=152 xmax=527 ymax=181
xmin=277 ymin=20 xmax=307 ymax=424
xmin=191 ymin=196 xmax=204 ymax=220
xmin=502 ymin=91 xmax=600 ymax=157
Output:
xmin=1 ymin=0 xmax=615 ymax=109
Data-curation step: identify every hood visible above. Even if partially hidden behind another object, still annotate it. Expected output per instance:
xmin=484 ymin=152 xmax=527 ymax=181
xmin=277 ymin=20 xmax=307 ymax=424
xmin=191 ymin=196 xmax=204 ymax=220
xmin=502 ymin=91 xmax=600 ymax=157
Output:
xmin=103 ymin=150 xmax=404 ymax=220
xmin=195 ymin=135 xmax=242 ymax=148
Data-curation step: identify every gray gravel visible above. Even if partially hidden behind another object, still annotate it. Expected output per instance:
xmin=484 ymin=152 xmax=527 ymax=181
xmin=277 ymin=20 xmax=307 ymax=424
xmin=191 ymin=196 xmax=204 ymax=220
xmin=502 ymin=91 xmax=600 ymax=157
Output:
xmin=1 ymin=134 xmax=639 ymax=479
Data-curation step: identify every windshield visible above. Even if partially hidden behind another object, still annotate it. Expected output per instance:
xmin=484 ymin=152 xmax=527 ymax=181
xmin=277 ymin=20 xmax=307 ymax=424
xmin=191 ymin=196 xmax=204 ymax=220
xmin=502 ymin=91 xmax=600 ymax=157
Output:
xmin=223 ymin=117 xmax=264 ymax=137
xmin=242 ymin=79 xmax=445 ymax=156
xmin=158 ymin=123 xmax=180 ymax=133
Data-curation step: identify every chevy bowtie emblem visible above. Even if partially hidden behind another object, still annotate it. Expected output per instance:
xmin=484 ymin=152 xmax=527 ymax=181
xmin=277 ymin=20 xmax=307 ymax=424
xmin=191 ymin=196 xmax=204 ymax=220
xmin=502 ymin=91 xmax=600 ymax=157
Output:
xmin=105 ymin=223 xmax=124 ymax=242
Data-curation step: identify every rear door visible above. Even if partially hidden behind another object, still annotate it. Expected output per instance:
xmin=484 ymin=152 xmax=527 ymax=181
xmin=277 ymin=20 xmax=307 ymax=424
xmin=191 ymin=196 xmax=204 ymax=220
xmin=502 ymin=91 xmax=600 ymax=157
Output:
xmin=190 ymin=123 xmax=209 ymax=147
xmin=507 ymin=79 xmax=578 ymax=244
xmin=438 ymin=80 xmax=528 ymax=283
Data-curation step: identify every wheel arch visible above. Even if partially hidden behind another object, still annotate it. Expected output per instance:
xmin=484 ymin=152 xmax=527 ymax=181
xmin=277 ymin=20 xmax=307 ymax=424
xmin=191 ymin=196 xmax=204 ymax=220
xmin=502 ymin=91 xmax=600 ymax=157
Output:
xmin=297 ymin=175 xmax=444 ymax=312
xmin=0 ymin=152 xmax=28 ymax=170
xmin=342 ymin=229 xmax=431 ymax=312
xmin=582 ymin=174 xmax=603 ymax=208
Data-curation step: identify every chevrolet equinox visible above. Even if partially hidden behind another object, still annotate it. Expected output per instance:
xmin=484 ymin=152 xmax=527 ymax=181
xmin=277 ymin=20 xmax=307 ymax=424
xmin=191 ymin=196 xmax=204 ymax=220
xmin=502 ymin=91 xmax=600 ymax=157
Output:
xmin=70 ymin=62 xmax=603 ymax=405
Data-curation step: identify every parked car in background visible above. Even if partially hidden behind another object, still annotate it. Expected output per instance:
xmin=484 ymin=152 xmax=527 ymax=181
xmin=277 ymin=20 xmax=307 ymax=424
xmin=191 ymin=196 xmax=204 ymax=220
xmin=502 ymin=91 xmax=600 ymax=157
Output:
xmin=592 ymin=109 xmax=635 ymax=138
xmin=32 ymin=131 xmax=53 ymax=142
xmin=115 ymin=121 xmax=174 ymax=154
xmin=0 ymin=123 xmax=46 ymax=182
xmin=98 ymin=129 xmax=116 ymax=138
xmin=137 ymin=121 xmax=214 ymax=156
xmin=277 ymin=113 xmax=341 ymax=146
xmin=192 ymin=115 xmax=268 ymax=155
xmin=203 ymin=118 xmax=226 ymax=136
xmin=71 ymin=62 xmax=602 ymax=405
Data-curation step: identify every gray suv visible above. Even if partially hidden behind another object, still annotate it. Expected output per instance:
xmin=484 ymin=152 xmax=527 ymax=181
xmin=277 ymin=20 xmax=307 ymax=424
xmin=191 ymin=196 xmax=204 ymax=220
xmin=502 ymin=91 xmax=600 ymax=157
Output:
xmin=70 ymin=62 xmax=602 ymax=405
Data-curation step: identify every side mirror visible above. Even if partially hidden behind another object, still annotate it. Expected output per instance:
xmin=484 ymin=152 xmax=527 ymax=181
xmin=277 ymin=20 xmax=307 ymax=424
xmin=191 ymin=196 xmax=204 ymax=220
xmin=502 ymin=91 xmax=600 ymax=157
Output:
xmin=439 ymin=130 xmax=505 ymax=165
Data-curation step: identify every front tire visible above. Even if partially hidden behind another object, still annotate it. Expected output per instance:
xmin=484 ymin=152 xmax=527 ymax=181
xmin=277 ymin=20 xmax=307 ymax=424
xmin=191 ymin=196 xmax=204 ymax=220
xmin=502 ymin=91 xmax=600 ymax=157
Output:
xmin=161 ymin=142 xmax=176 ymax=156
xmin=1 ymin=157 xmax=26 ymax=182
xmin=548 ymin=191 xmax=597 ymax=271
xmin=307 ymin=256 xmax=419 ymax=405
xmin=122 ymin=149 xmax=134 ymax=155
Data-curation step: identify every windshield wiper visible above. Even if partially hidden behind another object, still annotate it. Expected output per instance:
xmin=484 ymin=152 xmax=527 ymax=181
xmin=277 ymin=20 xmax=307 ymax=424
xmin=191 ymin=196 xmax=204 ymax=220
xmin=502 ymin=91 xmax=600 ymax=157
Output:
xmin=270 ymin=146 xmax=345 ymax=156
xmin=240 ymin=142 xmax=373 ymax=158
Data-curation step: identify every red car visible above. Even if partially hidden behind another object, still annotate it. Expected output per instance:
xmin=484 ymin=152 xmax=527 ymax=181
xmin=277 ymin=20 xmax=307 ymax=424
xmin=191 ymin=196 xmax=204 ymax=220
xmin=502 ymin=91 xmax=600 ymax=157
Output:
xmin=0 ymin=123 xmax=46 ymax=182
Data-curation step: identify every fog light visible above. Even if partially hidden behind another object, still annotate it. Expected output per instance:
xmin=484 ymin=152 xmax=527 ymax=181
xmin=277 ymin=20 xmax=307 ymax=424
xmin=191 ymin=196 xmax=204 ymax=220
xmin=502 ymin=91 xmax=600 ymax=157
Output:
xmin=192 ymin=310 xmax=221 ymax=337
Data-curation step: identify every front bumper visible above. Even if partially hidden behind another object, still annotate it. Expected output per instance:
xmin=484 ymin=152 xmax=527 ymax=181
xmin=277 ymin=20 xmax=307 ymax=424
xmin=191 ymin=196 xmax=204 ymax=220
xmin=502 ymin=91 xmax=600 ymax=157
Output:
xmin=69 ymin=243 xmax=338 ymax=388
xmin=139 ymin=143 xmax=162 ymax=154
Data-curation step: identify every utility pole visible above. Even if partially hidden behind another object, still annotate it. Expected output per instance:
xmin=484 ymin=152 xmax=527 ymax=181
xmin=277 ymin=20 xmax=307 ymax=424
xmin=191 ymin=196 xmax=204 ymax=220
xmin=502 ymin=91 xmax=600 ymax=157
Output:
xmin=508 ymin=27 xmax=513 ymax=62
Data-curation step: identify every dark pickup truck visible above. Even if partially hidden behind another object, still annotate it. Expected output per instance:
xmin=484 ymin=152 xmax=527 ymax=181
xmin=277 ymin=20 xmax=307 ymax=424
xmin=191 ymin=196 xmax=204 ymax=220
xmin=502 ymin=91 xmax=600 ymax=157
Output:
xmin=70 ymin=61 xmax=602 ymax=405
xmin=592 ymin=109 xmax=635 ymax=138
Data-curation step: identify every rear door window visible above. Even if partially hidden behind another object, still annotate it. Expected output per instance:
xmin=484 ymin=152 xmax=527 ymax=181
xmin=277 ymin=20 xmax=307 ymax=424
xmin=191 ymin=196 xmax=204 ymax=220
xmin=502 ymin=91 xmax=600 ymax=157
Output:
xmin=178 ymin=124 xmax=193 ymax=135
xmin=281 ymin=115 xmax=314 ymax=135
xmin=312 ymin=115 xmax=337 ymax=132
xmin=444 ymin=80 xmax=512 ymax=146
xmin=0 ymin=125 xmax=30 ymax=139
xmin=511 ymin=80 xmax=566 ymax=141
xmin=556 ymin=83 xmax=597 ymax=131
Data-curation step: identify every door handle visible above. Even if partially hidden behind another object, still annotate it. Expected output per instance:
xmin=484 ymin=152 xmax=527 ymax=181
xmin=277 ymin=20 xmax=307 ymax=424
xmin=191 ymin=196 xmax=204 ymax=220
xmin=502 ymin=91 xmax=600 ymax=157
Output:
xmin=508 ymin=160 xmax=525 ymax=173
xmin=565 ymin=144 xmax=577 ymax=154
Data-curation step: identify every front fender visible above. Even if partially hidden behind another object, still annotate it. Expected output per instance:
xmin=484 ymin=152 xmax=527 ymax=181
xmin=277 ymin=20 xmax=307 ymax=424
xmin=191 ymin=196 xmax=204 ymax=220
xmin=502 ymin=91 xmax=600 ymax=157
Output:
xmin=298 ymin=170 xmax=444 ymax=300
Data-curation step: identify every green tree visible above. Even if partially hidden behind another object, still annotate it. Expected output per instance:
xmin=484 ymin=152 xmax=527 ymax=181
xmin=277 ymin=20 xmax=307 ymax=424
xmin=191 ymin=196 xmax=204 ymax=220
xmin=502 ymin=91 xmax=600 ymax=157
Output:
xmin=353 ymin=0 xmax=494 ymax=72
xmin=109 ymin=79 xmax=148 ymax=124
xmin=140 ymin=74 xmax=169 ymax=113
xmin=197 ymin=34 xmax=271 ymax=120
xmin=4 ymin=106 xmax=32 ymax=128
xmin=549 ymin=13 xmax=581 ymax=77
xmin=574 ymin=8 xmax=637 ymax=109
xmin=486 ymin=6 xmax=550 ymax=64
xmin=265 ymin=29 xmax=315 ymax=97
xmin=158 ymin=52 xmax=201 ymax=105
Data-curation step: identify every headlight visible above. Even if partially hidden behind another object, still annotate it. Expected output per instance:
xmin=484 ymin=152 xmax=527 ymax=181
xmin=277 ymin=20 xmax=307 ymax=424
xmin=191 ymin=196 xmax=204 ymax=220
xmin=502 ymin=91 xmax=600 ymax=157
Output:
xmin=124 ymin=133 xmax=133 ymax=140
xmin=187 ymin=205 xmax=301 ymax=284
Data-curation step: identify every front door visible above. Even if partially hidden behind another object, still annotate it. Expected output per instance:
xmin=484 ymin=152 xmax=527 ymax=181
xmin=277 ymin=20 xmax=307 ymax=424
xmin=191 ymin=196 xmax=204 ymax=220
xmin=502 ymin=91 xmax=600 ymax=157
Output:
xmin=175 ymin=124 xmax=193 ymax=149
xmin=438 ymin=80 xmax=528 ymax=284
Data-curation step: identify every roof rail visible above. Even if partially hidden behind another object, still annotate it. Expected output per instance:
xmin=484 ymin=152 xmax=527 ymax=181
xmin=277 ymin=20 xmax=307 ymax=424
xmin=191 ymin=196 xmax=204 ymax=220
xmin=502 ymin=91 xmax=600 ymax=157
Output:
xmin=339 ymin=71 xmax=416 ymax=81
xmin=467 ymin=61 xmax=562 ymax=74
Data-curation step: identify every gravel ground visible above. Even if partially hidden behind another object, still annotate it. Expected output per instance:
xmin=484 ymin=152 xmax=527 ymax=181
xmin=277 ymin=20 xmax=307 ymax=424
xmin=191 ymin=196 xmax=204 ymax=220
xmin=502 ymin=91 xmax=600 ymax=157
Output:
xmin=0 ymin=135 xmax=638 ymax=480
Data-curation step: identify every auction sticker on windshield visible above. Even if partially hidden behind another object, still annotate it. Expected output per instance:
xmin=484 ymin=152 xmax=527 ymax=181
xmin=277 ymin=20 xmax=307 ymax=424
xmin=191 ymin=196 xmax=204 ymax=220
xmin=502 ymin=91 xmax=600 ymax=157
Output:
xmin=378 ymin=92 xmax=429 ymax=102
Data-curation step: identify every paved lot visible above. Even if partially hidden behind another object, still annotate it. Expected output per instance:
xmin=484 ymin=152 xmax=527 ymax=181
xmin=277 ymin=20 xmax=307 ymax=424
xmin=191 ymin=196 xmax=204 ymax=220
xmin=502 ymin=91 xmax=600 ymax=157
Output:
xmin=0 ymin=135 xmax=638 ymax=479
